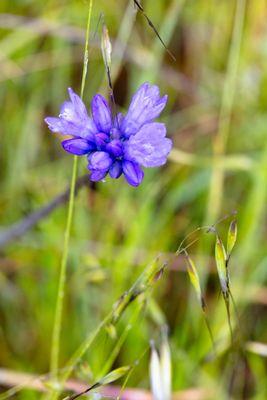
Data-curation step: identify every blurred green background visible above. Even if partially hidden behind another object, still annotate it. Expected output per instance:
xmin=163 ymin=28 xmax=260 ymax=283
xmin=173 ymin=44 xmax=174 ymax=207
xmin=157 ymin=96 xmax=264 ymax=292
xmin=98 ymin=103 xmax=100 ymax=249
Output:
xmin=0 ymin=0 xmax=267 ymax=398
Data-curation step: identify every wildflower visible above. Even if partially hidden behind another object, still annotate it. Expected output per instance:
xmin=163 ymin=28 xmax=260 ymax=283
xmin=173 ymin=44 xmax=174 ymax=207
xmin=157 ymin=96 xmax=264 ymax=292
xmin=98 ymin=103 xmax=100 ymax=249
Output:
xmin=45 ymin=83 xmax=172 ymax=187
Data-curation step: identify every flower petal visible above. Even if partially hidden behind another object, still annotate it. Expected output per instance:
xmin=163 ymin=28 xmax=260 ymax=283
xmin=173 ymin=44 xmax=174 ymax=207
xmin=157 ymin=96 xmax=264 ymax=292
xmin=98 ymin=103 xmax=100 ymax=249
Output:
xmin=121 ymin=83 xmax=168 ymax=137
xmin=95 ymin=133 xmax=109 ymax=148
xmin=88 ymin=151 xmax=113 ymax=170
xmin=114 ymin=113 xmax=125 ymax=130
xmin=90 ymin=169 xmax=108 ymax=182
xmin=124 ymin=122 xmax=172 ymax=167
xmin=45 ymin=88 xmax=97 ymax=140
xmin=45 ymin=117 xmax=84 ymax=137
xmin=122 ymin=160 xmax=144 ymax=187
xmin=67 ymin=88 xmax=88 ymax=121
xmin=45 ymin=117 xmax=66 ymax=133
xmin=109 ymin=161 xmax=122 ymax=179
xmin=106 ymin=140 xmax=123 ymax=157
xmin=91 ymin=94 xmax=112 ymax=133
xmin=66 ymin=88 xmax=97 ymax=139
xmin=59 ymin=101 xmax=77 ymax=122
xmin=61 ymin=138 xmax=95 ymax=155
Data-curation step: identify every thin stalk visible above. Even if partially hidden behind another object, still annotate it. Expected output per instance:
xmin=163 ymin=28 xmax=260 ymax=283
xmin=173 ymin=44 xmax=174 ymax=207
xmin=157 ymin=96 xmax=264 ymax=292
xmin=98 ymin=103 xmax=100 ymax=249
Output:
xmin=116 ymin=347 xmax=149 ymax=400
xmin=202 ymin=311 xmax=216 ymax=356
xmin=116 ymin=367 xmax=134 ymax=400
xmin=49 ymin=0 xmax=94 ymax=391
xmin=50 ymin=156 xmax=78 ymax=377
xmin=229 ymin=290 xmax=239 ymax=326
xmin=224 ymin=295 xmax=234 ymax=346
xmin=229 ymin=289 xmax=243 ymax=345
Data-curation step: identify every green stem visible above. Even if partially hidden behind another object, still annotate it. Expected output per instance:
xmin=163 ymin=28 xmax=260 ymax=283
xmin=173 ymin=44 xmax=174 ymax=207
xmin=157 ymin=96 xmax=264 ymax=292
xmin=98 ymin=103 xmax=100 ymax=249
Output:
xmin=116 ymin=347 xmax=149 ymax=400
xmin=49 ymin=0 xmax=94 ymax=392
xmin=203 ymin=311 xmax=216 ymax=356
xmin=224 ymin=295 xmax=234 ymax=346
xmin=50 ymin=155 xmax=78 ymax=378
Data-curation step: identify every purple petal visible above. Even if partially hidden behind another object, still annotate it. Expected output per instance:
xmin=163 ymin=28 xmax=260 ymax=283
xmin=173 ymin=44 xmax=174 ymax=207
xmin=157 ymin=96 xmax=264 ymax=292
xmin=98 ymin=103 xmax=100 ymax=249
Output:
xmin=106 ymin=140 xmax=123 ymax=157
xmin=95 ymin=133 xmax=109 ymax=148
xmin=91 ymin=94 xmax=112 ymax=133
xmin=67 ymin=88 xmax=88 ymax=121
xmin=88 ymin=151 xmax=113 ymax=170
xmin=109 ymin=161 xmax=122 ymax=179
xmin=45 ymin=88 xmax=97 ymax=140
xmin=65 ymin=88 xmax=97 ymax=139
xmin=126 ymin=83 xmax=150 ymax=113
xmin=124 ymin=122 xmax=172 ymax=167
xmin=90 ymin=169 xmax=108 ymax=182
xmin=60 ymin=101 xmax=78 ymax=123
xmin=121 ymin=83 xmax=168 ymax=137
xmin=114 ymin=113 xmax=125 ymax=130
xmin=122 ymin=160 xmax=144 ymax=187
xmin=45 ymin=117 xmax=66 ymax=133
xmin=61 ymin=138 xmax=95 ymax=155
xmin=110 ymin=127 xmax=122 ymax=140
xmin=45 ymin=117 xmax=86 ymax=138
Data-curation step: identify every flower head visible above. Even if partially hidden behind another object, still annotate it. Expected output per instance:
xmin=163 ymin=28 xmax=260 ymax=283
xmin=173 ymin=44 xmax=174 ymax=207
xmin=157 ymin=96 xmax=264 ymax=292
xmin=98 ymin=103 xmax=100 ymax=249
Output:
xmin=45 ymin=83 xmax=172 ymax=187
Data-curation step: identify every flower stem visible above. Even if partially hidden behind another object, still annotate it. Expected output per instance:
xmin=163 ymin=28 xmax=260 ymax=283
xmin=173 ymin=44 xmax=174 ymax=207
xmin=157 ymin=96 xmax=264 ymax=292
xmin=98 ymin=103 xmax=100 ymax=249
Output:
xmin=49 ymin=0 xmax=94 ymax=392
xmin=50 ymin=155 xmax=78 ymax=378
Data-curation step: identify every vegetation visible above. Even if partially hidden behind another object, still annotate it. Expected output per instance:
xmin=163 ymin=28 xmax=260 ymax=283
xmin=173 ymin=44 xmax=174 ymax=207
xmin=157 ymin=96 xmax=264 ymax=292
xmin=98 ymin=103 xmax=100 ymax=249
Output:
xmin=0 ymin=0 xmax=267 ymax=398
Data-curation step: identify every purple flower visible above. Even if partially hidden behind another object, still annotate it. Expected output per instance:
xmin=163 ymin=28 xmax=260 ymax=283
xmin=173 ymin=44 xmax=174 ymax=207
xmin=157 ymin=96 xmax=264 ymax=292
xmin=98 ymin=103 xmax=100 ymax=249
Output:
xmin=45 ymin=83 xmax=172 ymax=187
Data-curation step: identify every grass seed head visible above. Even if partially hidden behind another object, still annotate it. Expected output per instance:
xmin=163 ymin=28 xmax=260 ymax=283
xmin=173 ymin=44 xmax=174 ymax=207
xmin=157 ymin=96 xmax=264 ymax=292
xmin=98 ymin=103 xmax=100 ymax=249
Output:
xmin=185 ymin=253 xmax=205 ymax=310
xmin=101 ymin=24 xmax=112 ymax=71
xmin=227 ymin=220 xmax=237 ymax=259
xmin=215 ymin=236 xmax=228 ymax=296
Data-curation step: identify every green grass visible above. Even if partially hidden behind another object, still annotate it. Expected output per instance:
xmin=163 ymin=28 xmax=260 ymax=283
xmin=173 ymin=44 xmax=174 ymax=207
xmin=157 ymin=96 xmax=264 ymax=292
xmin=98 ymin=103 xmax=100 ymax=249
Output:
xmin=1 ymin=0 xmax=267 ymax=399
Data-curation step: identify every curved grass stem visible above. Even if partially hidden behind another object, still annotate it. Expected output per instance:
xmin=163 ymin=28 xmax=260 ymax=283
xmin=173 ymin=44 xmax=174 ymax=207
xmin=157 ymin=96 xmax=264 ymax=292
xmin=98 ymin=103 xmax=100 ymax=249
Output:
xmin=224 ymin=295 xmax=234 ymax=346
xmin=203 ymin=312 xmax=217 ymax=356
